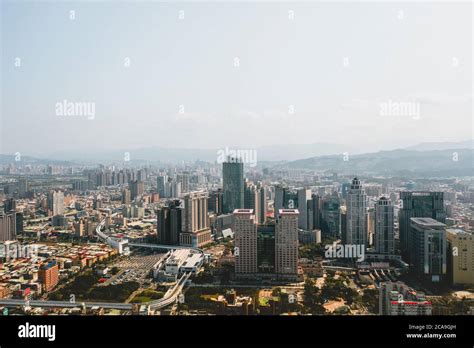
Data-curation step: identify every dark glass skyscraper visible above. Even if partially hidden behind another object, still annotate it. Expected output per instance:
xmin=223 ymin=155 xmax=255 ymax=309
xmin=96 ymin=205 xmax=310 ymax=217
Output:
xmin=321 ymin=192 xmax=341 ymax=238
xmin=223 ymin=159 xmax=244 ymax=214
xmin=257 ymin=224 xmax=275 ymax=274
xmin=399 ymin=191 xmax=445 ymax=258
xmin=156 ymin=200 xmax=182 ymax=245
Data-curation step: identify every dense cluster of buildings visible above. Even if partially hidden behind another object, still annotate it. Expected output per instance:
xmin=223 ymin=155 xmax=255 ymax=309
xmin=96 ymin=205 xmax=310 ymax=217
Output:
xmin=0 ymin=156 xmax=473 ymax=317
xmin=0 ymin=242 xmax=116 ymax=299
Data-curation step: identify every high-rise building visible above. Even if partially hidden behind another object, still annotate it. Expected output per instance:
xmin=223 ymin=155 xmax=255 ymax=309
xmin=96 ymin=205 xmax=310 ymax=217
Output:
xmin=346 ymin=178 xmax=368 ymax=247
xmin=310 ymin=194 xmax=322 ymax=230
xmin=274 ymin=185 xmax=286 ymax=219
xmin=340 ymin=206 xmax=347 ymax=243
xmin=341 ymin=182 xmax=351 ymax=200
xmin=0 ymin=212 xmax=16 ymax=241
xmin=177 ymin=173 xmax=190 ymax=193
xmin=3 ymin=198 xmax=16 ymax=213
xmin=446 ymin=229 xmax=474 ymax=285
xmin=374 ymin=197 xmax=395 ymax=255
xmin=47 ymin=191 xmax=64 ymax=216
xmin=122 ymin=188 xmax=131 ymax=205
xmin=157 ymin=200 xmax=182 ymax=245
xmin=17 ymin=177 xmax=29 ymax=198
xmin=180 ymin=191 xmax=212 ymax=247
xmin=321 ymin=192 xmax=341 ymax=238
xmin=399 ymin=191 xmax=445 ymax=258
xmin=275 ymin=209 xmax=299 ymax=280
xmin=157 ymin=175 xmax=168 ymax=198
xmin=257 ymin=224 xmax=275 ymax=274
xmin=223 ymin=159 xmax=244 ymax=214
xmin=297 ymin=188 xmax=311 ymax=230
xmin=233 ymin=208 xmax=299 ymax=281
xmin=409 ymin=217 xmax=447 ymax=283
xmin=208 ymin=189 xmax=223 ymax=215
xmin=129 ymin=180 xmax=144 ymax=200
xmin=170 ymin=180 xmax=181 ymax=198
xmin=234 ymin=209 xmax=258 ymax=276
xmin=38 ymin=260 xmax=59 ymax=292
xmin=245 ymin=182 xmax=264 ymax=224
xmin=258 ymin=185 xmax=267 ymax=225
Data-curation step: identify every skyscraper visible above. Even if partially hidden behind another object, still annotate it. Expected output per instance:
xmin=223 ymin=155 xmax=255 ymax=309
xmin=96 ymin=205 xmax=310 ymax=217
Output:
xmin=157 ymin=175 xmax=168 ymax=198
xmin=129 ymin=180 xmax=144 ymax=200
xmin=374 ymin=197 xmax=395 ymax=255
xmin=3 ymin=198 xmax=16 ymax=213
xmin=180 ymin=191 xmax=212 ymax=247
xmin=243 ymin=184 xmax=267 ymax=225
xmin=346 ymin=178 xmax=368 ymax=247
xmin=310 ymin=194 xmax=322 ymax=230
xmin=274 ymin=185 xmax=286 ymax=219
xmin=257 ymin=224 xmax=275 ymax=274
xmin=297 ymin=188 xmax=311 ymax=230
xmin=122 ymin=188 xmax=131 ymax=205
xmin=399 ymin=191 xmax=445 ymax=258
xmin=0 ymin=211 xmax=16 ymax=241
xmin=17 ymin=177 xmax=29 ymax=198
xmin=321 ymin=192 xmax=341 ymax=238
xmin=234 ymin=209 xmax=258 ymax=276
xmin=177 ymin=173 xmax=190 ymax=193
xmin=223 ymin=158 xmax=244 ymax=214
xmin=47 ymin=190 xmax=64 ymax=216
xmin=208 ymin=189 xmax=223 ymax=215
xmin=275 ymin=209 xmax=299 ymax=280
xmin=258 ymin=185 xmax=267 ymax=225
xmin=157 ymin=200 xmax=182 ymax=245
xmin=409 ymin=218 xmax=447 ymax=283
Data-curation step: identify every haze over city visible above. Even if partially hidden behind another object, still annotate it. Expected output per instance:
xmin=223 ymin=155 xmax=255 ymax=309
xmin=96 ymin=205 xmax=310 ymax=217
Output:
xmin=1 ymin=1 xmax=472 ymax=158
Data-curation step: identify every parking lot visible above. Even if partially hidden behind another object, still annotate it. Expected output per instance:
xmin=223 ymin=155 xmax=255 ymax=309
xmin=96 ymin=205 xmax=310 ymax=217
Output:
xmin=100 ymin=254 xmax=165 ymax=286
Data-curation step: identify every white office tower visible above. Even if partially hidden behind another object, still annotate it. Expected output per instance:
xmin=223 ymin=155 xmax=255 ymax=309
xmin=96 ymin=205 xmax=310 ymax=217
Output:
xmin=177 ymin=173 xmax=190 ymax=193
xmin=346 ymin=178 xmax=368 ymax=247
xmin=180 ymin=191 xmax=212 ymax=247
xmin=374 ymin=197 xmax=395 ymax=254
xmin=297 ymin=188 xmax=311 ymax=230
xmin=275 ymin=209 xmax=299 ymax=280
xmin=169 ymin=180 xmax=181 ymax=198
xmin=233 ymin=209 xmax=258 ymax=276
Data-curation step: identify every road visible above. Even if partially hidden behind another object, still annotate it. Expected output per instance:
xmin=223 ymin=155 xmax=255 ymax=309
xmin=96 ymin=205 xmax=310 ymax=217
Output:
xmin=0 ymin=299 xmax=133 ymax=310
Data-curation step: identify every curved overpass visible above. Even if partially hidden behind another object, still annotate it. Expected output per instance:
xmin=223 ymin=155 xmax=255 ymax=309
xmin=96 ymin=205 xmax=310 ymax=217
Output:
xmin=92 ymin=214 xmax=204 ymax=310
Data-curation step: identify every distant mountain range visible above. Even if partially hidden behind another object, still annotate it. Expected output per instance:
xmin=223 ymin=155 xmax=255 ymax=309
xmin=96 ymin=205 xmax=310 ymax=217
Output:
xmin=1 ymin=141 xmax=473 ymax=177
xmin=274 ymin=148 xmax=474 ymax=177
xmin=403 ymin=140 xmax=473 ymax=151
xmin=21 ymin=143 xmax=358 ymax=163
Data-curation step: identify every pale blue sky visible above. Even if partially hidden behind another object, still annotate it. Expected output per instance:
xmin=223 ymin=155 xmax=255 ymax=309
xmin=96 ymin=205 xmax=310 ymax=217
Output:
xmin=1 ymin=1 xmax=472 ymax=157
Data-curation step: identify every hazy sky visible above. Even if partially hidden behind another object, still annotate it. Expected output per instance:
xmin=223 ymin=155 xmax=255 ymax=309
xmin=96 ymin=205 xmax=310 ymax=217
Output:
xmin=1 ymin=1 xmax=472 ymax=157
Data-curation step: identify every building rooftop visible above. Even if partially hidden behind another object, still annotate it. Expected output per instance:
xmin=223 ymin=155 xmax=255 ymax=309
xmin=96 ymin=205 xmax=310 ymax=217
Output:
xmin=233 ymin=209 xmax=253 ymax=215
xmin=279 ymin=209 xmax=299 ymax=215
xmin=446 ymin=228 xmax=472 ymax=236
xmin=410 ymin=217 xmax=446 ymax=227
